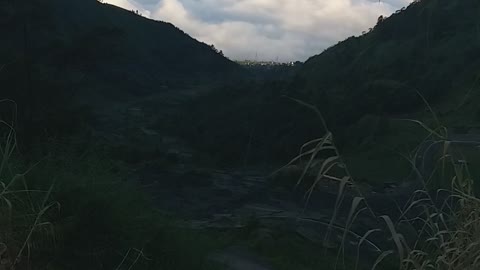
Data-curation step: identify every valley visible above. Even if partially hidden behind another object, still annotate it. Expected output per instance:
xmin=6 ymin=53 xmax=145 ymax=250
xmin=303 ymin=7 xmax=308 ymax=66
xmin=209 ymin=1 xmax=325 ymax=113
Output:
xmin=1 ymin=0 xmax=480 ymax=269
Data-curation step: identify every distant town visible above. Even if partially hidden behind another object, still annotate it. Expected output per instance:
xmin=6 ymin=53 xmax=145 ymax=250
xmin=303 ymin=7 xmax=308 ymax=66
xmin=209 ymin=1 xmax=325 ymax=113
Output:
xmin=235 ymin=60 xmax=303 ymax=67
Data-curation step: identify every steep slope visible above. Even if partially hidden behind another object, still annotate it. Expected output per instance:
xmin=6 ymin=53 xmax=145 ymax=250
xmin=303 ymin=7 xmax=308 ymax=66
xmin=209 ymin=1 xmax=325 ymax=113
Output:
xmin=0 ymin=0 xmax=244 ymax=136
xmin=172 ymin=0 xmax=480 ymax=182
xmin=1 ymin=0 xmax=241 ymax=83
xmin=293 ymin=0 xmax=480 ymax=127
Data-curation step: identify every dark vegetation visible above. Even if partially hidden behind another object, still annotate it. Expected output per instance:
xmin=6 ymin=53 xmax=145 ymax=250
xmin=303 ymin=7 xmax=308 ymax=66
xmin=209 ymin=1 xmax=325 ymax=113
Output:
xmin=295 ymin=0 xmax=480 ymax=127
xmin=176 ymin=0 xmax=480 ymax=182
xmin=0 ymin=0 xmax=243 ymax=144
xmin=169 ymin=81 xmax=324 ymax=167
xmin=2 ymin=0 xmax=480 ymax=269
xmin=0 ymin=137 xmax=228 ymax=269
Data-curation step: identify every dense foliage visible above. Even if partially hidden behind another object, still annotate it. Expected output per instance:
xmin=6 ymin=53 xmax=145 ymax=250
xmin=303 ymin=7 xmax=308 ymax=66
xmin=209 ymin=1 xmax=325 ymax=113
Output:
xmin=2 ymin=0 xmax=480 ymax=269
xmin=0 ymin=0 xmax=244 ymax=143
xmin=293 ymin=0 xmax=480 ymax=127
xmin=177 ymin=0 xmax=480 ymax=169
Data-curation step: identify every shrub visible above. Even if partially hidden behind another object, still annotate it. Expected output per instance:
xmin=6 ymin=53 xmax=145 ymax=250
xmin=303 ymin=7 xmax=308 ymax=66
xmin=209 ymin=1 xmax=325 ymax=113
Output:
xmin=0 ymin=117 xmax=224 ymax=269
xmin=279 ymin=98 xmax=480 ymax=270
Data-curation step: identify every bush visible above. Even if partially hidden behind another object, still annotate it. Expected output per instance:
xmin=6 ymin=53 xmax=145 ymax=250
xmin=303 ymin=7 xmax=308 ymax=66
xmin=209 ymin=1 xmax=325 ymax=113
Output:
xmin=281 ymin=99 xmax=480 ymax=270
xmin=0 ymin=122 xmax=225 ymax=269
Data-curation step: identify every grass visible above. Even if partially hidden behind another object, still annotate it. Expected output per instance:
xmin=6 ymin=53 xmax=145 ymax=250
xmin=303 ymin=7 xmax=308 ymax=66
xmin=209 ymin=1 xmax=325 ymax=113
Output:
xmin=0 ymin=116 xmax=231 ymax=269
xmin=4 ymin=93 xmax=480 ymax=270
xmin=0 ymin=102 xmax=378 ymax=270
xmin=247 ymin=229 xmax=363 ymax=270
xmin=0 ymin=116 xmax=59 ymax=270
xmin=342 ymin=118 xmax=432 ymax=185
xmin=276 ymin=96 xmax=480 ymax=270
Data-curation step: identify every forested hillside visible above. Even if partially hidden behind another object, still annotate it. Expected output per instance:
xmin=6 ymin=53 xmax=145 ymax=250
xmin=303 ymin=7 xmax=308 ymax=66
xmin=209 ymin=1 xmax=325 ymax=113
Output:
xmin=180 ymin=0 xmax=480 ymax=174
xmin=294 ymin=0 xmax=480 ymax=127
xmin=2 ymin=0 xmax=480 ymax=269
xmin=0 ymin=0 xmax=243 ymax=139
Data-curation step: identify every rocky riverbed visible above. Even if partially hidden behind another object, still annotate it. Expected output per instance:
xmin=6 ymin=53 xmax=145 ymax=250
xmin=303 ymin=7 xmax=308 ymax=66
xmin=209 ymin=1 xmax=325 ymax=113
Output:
xmin=84 ymin=84 xmax=461 ymax=269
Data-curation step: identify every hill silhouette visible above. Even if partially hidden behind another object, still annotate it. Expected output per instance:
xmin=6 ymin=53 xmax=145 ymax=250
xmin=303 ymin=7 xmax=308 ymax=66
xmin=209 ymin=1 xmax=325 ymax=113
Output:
xmin=0 ymin=0 xmax=244 ymax=138
xmin=177 ymin=0 xmax=480 ymax=171
xmin=1 ymin=0 xmax=241 ymax=81
xmin=2 ymin=1 xmax=480 ymax=269
xmin=293 ymin=0 xmax=480 ymax=127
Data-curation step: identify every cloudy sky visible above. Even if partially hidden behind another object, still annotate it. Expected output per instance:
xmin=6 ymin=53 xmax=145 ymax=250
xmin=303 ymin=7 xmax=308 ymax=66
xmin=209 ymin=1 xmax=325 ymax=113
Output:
xmin=105 ymin=0 xmax=411 ymax=61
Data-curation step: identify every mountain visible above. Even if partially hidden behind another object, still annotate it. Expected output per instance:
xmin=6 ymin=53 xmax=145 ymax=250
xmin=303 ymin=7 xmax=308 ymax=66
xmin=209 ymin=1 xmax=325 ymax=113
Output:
xmin=293 ymin=0 xmax=480 ymax=128
xmin=174 ymin=0 xmax=480 ymax=178
xmin=1 ymin=0 xmax=241 ymax=82
xmin=0 ymin=0 xmax=244 ymax=137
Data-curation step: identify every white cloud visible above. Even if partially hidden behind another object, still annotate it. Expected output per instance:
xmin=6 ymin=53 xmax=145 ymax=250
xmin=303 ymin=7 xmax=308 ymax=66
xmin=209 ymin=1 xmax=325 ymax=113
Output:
xmin=105 ymin=0 xmax=411 ymax=61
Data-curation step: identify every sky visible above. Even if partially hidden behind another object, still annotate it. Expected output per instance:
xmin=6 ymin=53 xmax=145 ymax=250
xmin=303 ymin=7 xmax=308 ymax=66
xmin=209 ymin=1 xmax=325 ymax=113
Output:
xmin=105 ymin=0 xmax=411 ymax=62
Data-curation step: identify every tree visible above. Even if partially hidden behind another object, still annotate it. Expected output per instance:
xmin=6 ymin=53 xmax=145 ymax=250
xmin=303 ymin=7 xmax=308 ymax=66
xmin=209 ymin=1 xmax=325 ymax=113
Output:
xmin=377 ymin=15 xmax=385 ymax=25
xmin=209 ymin=44 xmax=223 ymax=56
